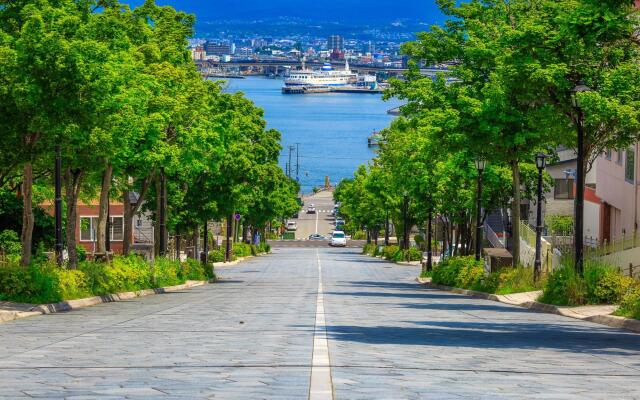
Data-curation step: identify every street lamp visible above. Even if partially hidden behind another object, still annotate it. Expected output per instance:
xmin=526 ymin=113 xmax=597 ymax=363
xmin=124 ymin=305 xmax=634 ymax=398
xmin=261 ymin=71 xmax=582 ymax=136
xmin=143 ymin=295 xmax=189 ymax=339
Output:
xmin=571 ymin=81 xmax=592 ymax=275
xmin=534 ymin=153 xmax=548 ymax=282
xmin=474 ymin=158 xmax=487 ymax=261
xmin=402 ymin=190 xmax=409 ymax=251
xmin=426 ymin=195 xmax=433 ymax=273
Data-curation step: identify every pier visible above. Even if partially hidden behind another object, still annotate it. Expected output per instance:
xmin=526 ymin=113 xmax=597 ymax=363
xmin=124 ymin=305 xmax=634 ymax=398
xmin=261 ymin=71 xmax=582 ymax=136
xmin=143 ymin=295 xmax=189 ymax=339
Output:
xmin=282 ymin=85 xmax=384 ymax=94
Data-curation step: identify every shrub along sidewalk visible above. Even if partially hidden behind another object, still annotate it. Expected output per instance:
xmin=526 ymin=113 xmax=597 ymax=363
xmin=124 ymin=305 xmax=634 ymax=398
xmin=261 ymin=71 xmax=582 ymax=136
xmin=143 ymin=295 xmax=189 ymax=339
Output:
xmin=362 ymin=243 xmax=422 ymax=263
xmin=418 ymin=255 xmax=640 ymax=332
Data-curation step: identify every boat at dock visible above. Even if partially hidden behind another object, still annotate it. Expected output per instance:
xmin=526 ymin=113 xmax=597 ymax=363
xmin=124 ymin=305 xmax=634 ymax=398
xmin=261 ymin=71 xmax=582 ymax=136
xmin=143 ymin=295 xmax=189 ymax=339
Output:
xmin=282 ymin=59 xmax=384 ymax=94
xmin=367 ymin=131 xmax=383 ymax=147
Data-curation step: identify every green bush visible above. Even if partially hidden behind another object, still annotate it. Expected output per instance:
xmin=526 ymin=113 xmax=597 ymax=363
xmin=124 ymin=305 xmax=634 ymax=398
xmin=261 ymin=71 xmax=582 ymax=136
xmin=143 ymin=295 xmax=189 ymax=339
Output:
xmin=362 ymin=243 xmax=376 ymax=256
xmin=153 ymin=257 xmax=183 ymax=288
xmin=402 ymin=247 xmax=422 ymax=262
xmin=541 ymin=262 xmax=635 ymax=306
xmin=372 ymin=245 xmax=380 ymax=257
xmin=546 ymin=215 xmax=573 ymax=235
xmin=180 ymin=258 xmax=213 ymax=281
xmin=233 ymin=242 xmax=252 ymax=258
xmin=257 ymin=242 xmax=270 ymax=254
xmin=0 ymin=230 xmax=21 ymax=256
xmin=76 ymin=245 xmax=87 ymax=262
xmin=382 ymin=245 xmax=400 ymax=261
xmin=616 ymin=284 xmax=640 ymax=320
xmin=210 ymin=249 xmax=226 ymax=262
xmin=431 ymin=256 xmax=485 ymax=290
xmin=539 ymin=266 xmax=586 ymax=306
xmin=81 ymin=255 xmax=152 ymax=295
xmin=584 ymin=264 xmax=635 ymax=304
xmin=0 ymin=254 xmax=216 ymax=305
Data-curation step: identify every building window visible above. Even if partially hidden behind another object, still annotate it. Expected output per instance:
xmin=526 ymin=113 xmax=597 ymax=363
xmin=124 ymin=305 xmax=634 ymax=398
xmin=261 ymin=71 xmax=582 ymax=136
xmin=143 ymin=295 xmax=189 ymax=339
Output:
xmin=111 ymin=217 xmax=124 ymax=241
xmin=80 ymin=217 xmax=97 ymax=241
xmin=554 ymin=178 xmax=575 ymax=200
xmin=80 ymin=216 xmax=124 ymax=241
xmin=617 ymin=150 xmax=624 ymax=165
xmin=605 ymin=149 xmax=612 ymax=160
xmin=625 ymin=148 xmax=635 ymax=183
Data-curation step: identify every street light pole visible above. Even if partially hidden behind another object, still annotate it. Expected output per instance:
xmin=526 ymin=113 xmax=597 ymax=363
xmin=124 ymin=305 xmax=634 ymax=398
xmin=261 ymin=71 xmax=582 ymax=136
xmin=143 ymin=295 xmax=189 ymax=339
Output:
xmin=571 ymin=82 xmax=591 ymax=276
xmin=534 ymin=153 xmax=548 ymax=282
xmin=426 ymin=200 xmax=433 ymax=272
xmin=475 ymin=158 xmax=487 ymax=262
xmin=203 ymin=220 xmax=209 ymax=266
xmin=384 ymin=209 xmax=390 ymax=246
xmin=402 ymin=192 xmax=409 ymax=251
xmin=54 ymin=145 xmax=63 ymax=267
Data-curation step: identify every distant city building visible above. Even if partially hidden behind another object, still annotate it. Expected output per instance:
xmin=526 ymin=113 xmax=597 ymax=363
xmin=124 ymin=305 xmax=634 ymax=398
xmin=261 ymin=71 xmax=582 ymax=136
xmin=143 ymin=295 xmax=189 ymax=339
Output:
xmin=251 ymin=38 xmax=268 ymax=49
xmin=191 ymin=45 xmax=206 ymax=61
xmin=327 ymin=35 xmax=344 ymax=52
xmin=236 ymin=47 xmax=254 ymax=58
xmin=205 ymin=41 xmax=235 ymax=56
xmin=330 ymin=49 xmax=345 ymax=60
xmin=366 ymin=41 xmax=376 ymax=54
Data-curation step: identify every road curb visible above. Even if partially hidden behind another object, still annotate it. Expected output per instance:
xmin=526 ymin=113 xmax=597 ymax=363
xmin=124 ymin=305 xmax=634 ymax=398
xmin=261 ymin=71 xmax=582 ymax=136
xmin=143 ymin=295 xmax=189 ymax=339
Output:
xmin=213 ymin=252 xmax=271 ymax=268
xmin=417 ymin=278 xmax=640 ymax=334
xmin=0 ymin=280 xmax=207 ymax=324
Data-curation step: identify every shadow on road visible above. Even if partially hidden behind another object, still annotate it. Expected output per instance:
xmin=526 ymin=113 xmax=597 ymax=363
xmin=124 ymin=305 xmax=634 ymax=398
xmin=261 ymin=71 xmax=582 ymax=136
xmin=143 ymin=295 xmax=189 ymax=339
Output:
xmin=325 ymin=322 xmax=640 ymax=354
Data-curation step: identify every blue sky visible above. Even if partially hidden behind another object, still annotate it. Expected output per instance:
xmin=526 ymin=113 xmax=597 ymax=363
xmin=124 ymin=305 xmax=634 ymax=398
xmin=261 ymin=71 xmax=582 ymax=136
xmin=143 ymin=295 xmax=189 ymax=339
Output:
xmin=128 ymin=0 xmax=444 ymax=23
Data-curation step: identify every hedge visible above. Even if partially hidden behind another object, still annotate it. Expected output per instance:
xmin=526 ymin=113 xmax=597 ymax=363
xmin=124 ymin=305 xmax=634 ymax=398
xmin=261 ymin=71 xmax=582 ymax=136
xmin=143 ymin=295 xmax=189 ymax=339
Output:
xmin=431 ymin=256 xmax=542 ymax=295
xmin=0 ymin=255 xmax=214 ymax=304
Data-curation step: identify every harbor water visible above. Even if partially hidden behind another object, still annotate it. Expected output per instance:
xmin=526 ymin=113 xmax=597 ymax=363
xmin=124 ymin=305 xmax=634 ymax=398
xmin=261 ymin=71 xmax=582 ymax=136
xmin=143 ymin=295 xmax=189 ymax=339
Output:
xmin=226 ymin=76 xmax=401 ymax=191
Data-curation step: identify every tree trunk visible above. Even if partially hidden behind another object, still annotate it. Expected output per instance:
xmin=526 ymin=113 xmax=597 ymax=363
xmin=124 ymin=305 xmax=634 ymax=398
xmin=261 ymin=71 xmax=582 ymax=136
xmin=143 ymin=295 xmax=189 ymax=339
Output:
xmin=64 ymin=168 xmax=83 ymax=269
xmin=122 ymin=174 xmax=153 ymax=256
xmin=194 ymin=224 xmax=200 ymax=260
xmin=242 ymin=224 xmax=248 ymax=243
xmin=511 ymin=160 xmax=521 ymax=267
xmin=96 ymin=164 xmax=113 ymax=253
xmin=20 ymin=162 xmax=34 ymax=267
xmin=123 ymin=190 xmax=133 ymax=255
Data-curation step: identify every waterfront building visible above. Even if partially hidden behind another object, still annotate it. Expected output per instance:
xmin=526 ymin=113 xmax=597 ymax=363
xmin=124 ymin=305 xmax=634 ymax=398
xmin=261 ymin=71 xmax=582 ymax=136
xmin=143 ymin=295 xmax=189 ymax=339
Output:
xmin=205 ymin=41 xmax=236 ymax=56
xmin=328 ymin=35 xmax=344 ymax=51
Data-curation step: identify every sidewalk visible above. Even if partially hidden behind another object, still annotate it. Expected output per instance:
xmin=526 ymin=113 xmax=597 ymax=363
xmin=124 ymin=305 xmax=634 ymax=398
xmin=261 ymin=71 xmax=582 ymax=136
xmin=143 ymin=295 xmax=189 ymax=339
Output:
xmin=0 ymin=280 xmax=207 ymax=324
xmin=419 ymin=277 xmax=640 ymax=334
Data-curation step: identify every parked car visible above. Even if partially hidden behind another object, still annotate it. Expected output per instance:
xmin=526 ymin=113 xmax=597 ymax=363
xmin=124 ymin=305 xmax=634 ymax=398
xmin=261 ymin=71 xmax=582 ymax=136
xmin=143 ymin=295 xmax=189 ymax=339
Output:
xmin=309 ymin=234 xmax=325 ymax=240
xmin=335 ymin=218 xmax=345 ymax=226
xmin=330 ymin=231 xmax=347 ymax=247
xmin=286 ymin=221 xmax=297 ymax=231
xmin=307 ymin=204 xmax=316 ymax=214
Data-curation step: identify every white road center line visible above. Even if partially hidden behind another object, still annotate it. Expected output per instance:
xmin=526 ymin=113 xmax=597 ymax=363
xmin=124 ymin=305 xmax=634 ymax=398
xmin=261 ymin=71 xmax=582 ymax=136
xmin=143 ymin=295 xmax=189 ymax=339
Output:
xmin=309 ymin=250 xmax=334 ymax=400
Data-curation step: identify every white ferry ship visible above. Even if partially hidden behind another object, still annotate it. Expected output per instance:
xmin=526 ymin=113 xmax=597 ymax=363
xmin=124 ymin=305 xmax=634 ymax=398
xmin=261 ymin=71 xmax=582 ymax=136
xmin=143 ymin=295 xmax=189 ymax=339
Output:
xmin=284 ymin=60 xmax=357 ymax=88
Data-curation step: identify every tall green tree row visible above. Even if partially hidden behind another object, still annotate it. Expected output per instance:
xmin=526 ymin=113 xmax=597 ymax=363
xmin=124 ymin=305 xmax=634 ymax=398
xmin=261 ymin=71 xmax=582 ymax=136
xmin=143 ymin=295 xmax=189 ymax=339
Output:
xmin=0 ymin=0 xmax=298 ymax=268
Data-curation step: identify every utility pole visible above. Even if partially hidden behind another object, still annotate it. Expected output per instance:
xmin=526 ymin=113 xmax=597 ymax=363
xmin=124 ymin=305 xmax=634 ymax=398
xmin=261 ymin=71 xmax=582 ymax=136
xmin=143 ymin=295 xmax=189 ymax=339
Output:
xmin=288 ymin=145 xmax=295 ymax=179
xmin=296 ymin=143 xmax=300 ymax=180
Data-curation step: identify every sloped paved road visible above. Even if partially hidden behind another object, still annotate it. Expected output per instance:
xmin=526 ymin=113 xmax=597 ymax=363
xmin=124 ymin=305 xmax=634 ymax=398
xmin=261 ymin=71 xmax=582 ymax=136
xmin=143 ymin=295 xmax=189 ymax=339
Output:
xmin=0 ymin=248 xmax=639 ymax=399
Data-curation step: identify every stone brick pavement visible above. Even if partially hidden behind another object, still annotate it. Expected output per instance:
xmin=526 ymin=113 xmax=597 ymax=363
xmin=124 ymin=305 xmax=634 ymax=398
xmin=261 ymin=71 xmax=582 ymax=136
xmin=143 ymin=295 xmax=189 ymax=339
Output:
xmin=0 ymin=247 xmax=638 ymax=399
xmin=321 ymin=249 xmax=640 ymax=399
